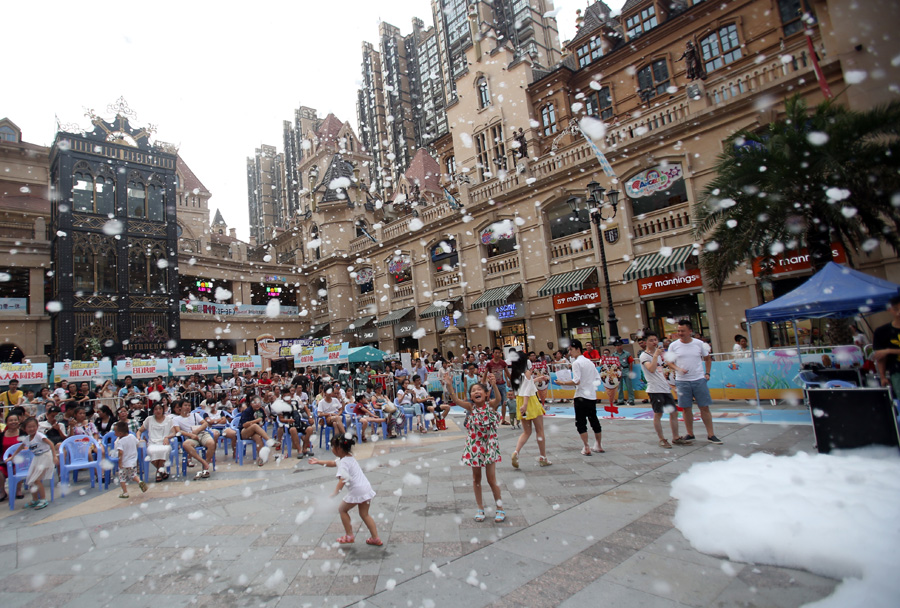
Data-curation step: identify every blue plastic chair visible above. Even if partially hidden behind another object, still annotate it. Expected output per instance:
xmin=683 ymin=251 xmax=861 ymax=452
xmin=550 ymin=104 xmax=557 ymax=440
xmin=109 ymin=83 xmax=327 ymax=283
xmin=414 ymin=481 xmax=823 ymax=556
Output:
xmin=824 ymin=380 xmax=856 ymax=389
xmin=101 ymin=431 xmax=120 ymax=490
xmin=179 ymin=434 xmax=216 ymax=477
xmin=316 ymin=405 xmax=344 ymax=448
xmin=230 ymin=417 xmax=259 ymax=466
xmin=3 ymin=444 xmax=56 ymax=509
xmin=58 ymin=435 xmax=102 ymax=489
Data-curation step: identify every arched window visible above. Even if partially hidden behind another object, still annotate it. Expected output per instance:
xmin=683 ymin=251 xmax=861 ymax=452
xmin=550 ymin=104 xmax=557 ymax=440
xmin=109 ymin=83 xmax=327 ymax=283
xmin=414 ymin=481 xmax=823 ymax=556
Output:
xmin=147 ymin=176 xmax=166 ymax=222
xmin=700 ymin=25 xmax=743 ymax=73
xmin=128 ymin=241 xmax=166 ymax=294
xmin=546 ymin=200 xmax=592 ymax=240
xmin=0 ymin=125 xmax=18 ymax=143
xmin=310 ymin=225 xmax=321 ymax=261
xmin=481 ymin=222 xmax=517 ymax=258
xmin=355 ymin=219 xmax=368 ymax=238
xmin=355 ymin=267 xmax=374 ymax=294
xmin=477 ymin=77 xmax=490 ymax=108
xmin=637 ymin=59 xmax=670 ymax=100
xmin=73 ymin=247 xmax=94 ymax=292
xmin=127 ymin=177 xmax=147 ymax=218
xmin=72 ymin=234 xmax=116 ymax=293
xmin=73 ymin=171 xmax=95 ymax=213
xmin=129 ymin=249 xmax=149 ymax=294
xmin=431 ymin=239 xmax=459 ymax=272
xmin=625 ymin=163 xmax=689 ymax=216
xmin=94 ymin=167 xmax=115 ymax=216
xmin=388 ymin=254 xmax=412 ymax=284
xmin=541 ymin=104 xmax=557 ymax=136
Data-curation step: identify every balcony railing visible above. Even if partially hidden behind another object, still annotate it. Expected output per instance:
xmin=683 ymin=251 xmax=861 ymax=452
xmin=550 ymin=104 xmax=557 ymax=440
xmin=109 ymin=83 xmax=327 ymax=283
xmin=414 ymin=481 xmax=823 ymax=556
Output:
xmin=632 ymin=206 xmax=692 ymax=240
xmin=706 ymin=48 xmax=816 ymax=107
xmin=485 ymin=251 xmax=520 ymax=276
xmin=350 ymin=234 xmax=372 ymax=254
xmin=550 ymin=231 xmax=595 ymax=260
xmin=393 ymin=283 xmax=414 ymax=299
xmin=356 ymin=292 xmax=376 ymax=310
xmin=434 ymin=270 xmax=462 ymax=289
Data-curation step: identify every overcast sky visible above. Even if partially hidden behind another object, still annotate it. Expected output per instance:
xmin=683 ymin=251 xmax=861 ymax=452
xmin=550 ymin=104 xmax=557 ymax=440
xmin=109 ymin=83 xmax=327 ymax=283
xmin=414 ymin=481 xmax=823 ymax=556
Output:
xmin=6 ymin=0 xmax=624 ymax=240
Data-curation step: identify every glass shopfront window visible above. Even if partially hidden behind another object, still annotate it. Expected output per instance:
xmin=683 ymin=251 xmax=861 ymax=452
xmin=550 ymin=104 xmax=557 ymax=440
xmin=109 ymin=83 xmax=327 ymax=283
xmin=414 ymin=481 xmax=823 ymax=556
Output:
xmin=558 ymin=309 xmax=605 ymax=349
xmin=645 ymin=293 xmax=709 ymax=341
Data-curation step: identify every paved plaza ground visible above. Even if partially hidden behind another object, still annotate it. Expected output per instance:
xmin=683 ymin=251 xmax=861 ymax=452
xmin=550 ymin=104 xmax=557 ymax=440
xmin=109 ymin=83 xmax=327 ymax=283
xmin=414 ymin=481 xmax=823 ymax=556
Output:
xmin=0 ymin=406 xmax=838 ymax=608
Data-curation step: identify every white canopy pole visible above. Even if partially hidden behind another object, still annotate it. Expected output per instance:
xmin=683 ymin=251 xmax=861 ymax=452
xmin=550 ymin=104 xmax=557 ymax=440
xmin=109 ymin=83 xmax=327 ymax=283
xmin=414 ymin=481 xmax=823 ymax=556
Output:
xmin=748 ymin=327 xmax=762 ymax=417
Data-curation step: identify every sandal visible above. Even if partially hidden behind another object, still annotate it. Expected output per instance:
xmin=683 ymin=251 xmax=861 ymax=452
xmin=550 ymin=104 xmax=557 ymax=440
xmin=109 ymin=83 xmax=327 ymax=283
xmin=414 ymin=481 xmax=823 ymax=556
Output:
xmin=118 ymin=493 xmax=130 ymax=499
xmin=155 ymin=472 xmax=164 ymax=483
xmin=366 ymin=537 xmax=383 ymax=546
xmin=538 ymin=456 xmax=552 ymax=467
xmin=581 ymin=447 xmax=592 ymax=456
xmin=337 ymin=535 xmax=355 ymax=544
xmin=511 ymin=451 xmax=519 ymax=469
xmin=34 ymin=499 xmax=49 ymax=510
xmin=495 ymin=509 xmax=506 ymax=523
xmin=474 ymin=509 xmax=486 ymax=522
xmin=24 ymin=500 xmax=39 ymax=509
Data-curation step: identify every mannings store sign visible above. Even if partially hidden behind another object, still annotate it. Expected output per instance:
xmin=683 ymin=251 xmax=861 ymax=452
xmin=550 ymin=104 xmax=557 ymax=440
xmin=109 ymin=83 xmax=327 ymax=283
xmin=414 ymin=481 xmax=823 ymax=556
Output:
xmin=637 ymin=268 xmax=703 ymax=297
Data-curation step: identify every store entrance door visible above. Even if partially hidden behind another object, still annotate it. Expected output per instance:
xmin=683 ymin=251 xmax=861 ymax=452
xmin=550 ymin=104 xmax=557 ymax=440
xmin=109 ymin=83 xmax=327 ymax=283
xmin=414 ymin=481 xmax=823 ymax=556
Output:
xmin=646 ymin=293 xmax=709 ymax=339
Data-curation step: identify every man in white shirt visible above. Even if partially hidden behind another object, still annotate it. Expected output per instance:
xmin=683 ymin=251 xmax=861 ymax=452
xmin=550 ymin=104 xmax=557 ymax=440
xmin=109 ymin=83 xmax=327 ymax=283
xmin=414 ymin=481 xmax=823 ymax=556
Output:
xmin=667 ymin=320 xmax=722 ymax=445
xmin=555 ymin=339 xmax=604 ymax=456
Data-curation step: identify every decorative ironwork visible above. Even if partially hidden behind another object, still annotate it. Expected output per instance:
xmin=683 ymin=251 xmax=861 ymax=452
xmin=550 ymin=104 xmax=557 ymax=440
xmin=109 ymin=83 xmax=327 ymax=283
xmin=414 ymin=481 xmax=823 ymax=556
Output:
xmin=604 ymin=225 xmax=620 ymax=244
xmin=128 ymin=220 xmax=167 ymax=236
xmin=550 ymin=123 xmax=581 ymax=153
xmin=130 ymin=313 xmax=169 ymax=343
xmin=71 ymin=215 xmax=110 ymax=230
xmin=55 ymin=114 xmax=83 ymax=134
xmin=73 ymin=295 xmax=118 ymax=309
xmin=154 ymin=141 xmax=179 ymax=154
xmin=129 ymin=295 xmax=169 ymax=309
xmin=73 ymin=313 xmax=117 ymax=356
xmin=106 ymin=96 xmax=139 ymax=121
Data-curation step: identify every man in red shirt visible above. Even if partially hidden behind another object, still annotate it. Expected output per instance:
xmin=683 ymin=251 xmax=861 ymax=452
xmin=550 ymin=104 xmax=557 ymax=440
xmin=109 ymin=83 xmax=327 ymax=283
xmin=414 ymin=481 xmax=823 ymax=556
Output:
xmin=583 ymin=342 xmax=601 ymax=361
xmin=485 ymin=347 xmax=511 ymax=425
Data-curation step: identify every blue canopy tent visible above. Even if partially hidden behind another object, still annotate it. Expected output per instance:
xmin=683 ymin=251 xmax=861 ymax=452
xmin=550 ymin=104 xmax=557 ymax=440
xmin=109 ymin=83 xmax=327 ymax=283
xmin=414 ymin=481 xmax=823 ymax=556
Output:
xmin=744 ymin=262 xmax=900 ymax=403
xmin=347 ymin=346 xmax=388 ymax=364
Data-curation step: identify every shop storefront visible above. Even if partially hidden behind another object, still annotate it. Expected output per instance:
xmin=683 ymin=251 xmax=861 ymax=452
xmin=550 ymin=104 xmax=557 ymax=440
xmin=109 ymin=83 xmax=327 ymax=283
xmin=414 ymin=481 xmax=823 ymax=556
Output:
xmin=539 ymin=268 xmax=605 ymax=348
xmin=420 ymin=297 xmax=468 ymax=355
xmin=625 ymin=246 xmax=708 ymax=339
xmin=375 ymin=306 xmax=418 ymax=355
xmin=342 ymin=315 xmax=378 ymax=348
xmin=752 ymin=244 xmax=848 ymax=347
xmin=471 ymin=283 xmax=526 ymax=351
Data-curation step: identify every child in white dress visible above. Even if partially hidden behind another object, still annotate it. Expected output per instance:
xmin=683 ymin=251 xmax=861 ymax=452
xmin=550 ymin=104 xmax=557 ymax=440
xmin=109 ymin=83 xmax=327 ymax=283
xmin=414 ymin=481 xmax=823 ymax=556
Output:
xmin=3 ymin=417 xmax=58 ymax=510
xmin=310 ymin=436 xmax=382 ymax=546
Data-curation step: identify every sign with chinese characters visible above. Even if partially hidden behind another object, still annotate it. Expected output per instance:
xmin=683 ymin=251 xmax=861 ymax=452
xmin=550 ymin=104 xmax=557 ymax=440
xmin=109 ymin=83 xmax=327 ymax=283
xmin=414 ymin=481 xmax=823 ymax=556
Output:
xmin=0 ymin=298 xmax=28 ymax=313
xmin=637 ymin=268 xmax=703 ymax=297
xmin=170 ymin=356 xmax=219 ymax=376
xmin=219 ymin=354 xmax=262 ymax=373
xmin=52 ymin=360 xmax=113 ymax=383
xmin=311 ymin=342 xmax=350 ymax=365
xmin=488 ymin=302 xmax=525 ymax=321
xmin=0 ymin=362 xmax=48 ymax=386
xmin=553 ymin=287 xmax=602 ymax=311
xmin=264 ymin=275 xmax=288 ymax=283
xmin=179 ymin=301 xmax=300 ymax=317
xmin=115 ymin=358 xmax=169 ymax=380
xmin=752 ymin=243 xmax=848 ymax=277
xmin=439 ymin=313 xmax=466 ymax=329
xmin=625 ymin=164 xmax=683 ymax=198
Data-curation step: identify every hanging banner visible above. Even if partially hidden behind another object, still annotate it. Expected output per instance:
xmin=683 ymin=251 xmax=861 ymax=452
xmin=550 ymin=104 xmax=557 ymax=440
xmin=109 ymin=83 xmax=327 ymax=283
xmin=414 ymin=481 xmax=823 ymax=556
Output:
xmin=577 ymin=123 xmax=617 ymax=178
xmin=312 ymin=342 xmax=350 ymax=365
xmin=170 ymin=356 xmax=219 ymax=376
xmin=219 ymin=354 xmax=262 ymax=373
xmin=625 ymin=164 xmax=683 ymax=198
xmin=179 ymin=300 xmax=299 ymax=317
xmin=0 ymin=298 xmax=28 ymax=314
xmin=293 ymin=345 xmax=317 ymax=367
xmin=52 ymin=360 xmax=113 ymax=383
xmin=115 ymin=359 xmax=169 ymax=380
xmin=354 ymin=267 xmax=375 ymax=285
xmin=0 ymin=362 xmax=48 ymax=386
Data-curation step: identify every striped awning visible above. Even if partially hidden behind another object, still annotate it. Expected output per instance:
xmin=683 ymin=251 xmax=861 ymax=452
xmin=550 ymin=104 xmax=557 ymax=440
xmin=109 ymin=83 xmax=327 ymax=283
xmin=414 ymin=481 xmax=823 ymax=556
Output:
xmin=375 ymin=306 xmax=415 ymax=327
xmin=302 ymin=322 xmax=330 ymax=338
xmin=537 ymin=267 xmax=597 ymax=297
xmin=623 ymin=245 xmax=698 ymax=282
xmin=420 ymin=297 xmax=461 ymax=319
xmin=341 ymin=316 xmax=375 ymax=334
xmin=471 ymin=283 xmax=521 ymax=310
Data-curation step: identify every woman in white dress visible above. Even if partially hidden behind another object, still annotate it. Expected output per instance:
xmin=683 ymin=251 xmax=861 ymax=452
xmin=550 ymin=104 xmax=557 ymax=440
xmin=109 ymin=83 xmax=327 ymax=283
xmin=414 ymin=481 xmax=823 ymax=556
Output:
xmin=141 ymin=402 xmax=176 ymax=482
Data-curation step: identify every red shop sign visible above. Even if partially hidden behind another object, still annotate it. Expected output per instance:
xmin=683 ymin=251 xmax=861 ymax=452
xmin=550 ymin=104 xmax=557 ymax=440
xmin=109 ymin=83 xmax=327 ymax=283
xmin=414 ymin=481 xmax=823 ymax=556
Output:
xmin=752 ymin=243 xmax=847 ymax=277
xmin=553 ymin=287 xmax=602 ymax=311
xmin=637 ymin=268 xmax=703 ymax=297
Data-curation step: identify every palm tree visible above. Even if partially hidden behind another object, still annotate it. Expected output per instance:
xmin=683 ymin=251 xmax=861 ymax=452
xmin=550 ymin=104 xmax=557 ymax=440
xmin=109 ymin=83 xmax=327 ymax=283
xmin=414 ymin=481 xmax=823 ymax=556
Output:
xmin=694 ymin=95 xmax=900 ymax=292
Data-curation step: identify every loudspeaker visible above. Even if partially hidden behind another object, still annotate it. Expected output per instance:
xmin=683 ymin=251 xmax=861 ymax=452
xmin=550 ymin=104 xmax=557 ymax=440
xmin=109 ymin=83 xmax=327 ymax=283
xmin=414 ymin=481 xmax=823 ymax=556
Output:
xmin=806 ymin=388 xmax=900 ymax=454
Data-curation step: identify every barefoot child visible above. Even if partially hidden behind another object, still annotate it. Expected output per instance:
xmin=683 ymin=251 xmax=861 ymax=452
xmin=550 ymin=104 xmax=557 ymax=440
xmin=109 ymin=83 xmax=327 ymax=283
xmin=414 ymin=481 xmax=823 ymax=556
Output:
xmin=3 ymin=417 xmax=58 ymax=510
xmin=114 ymin=421 xmax=147 ymax=498
xmin=309 ymin=436 xmax=383 ymax=546
xmin=442 ymin=371 xmax=505 ymax=522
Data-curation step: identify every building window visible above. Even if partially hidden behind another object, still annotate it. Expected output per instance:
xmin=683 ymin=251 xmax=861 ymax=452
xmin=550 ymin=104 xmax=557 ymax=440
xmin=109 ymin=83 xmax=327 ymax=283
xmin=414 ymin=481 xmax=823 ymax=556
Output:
xmin=541 ymin=104 xmax=558 ymax=136
xmin=95 ymin=174 xmax=115 ymax=216
xmin=637 ymin=59 xmax=670 ymax=100
xmin=546 ymin=200 xmax=592 ymax=240
xmin=585 ymin=87 xmax=613 ymax=120
xmin=490 ymin=124 xmax=506 ymax=172
xmin=310 ymin=225 xmax=321 ymax=261
xmin=73 ymin=172 xmax=95 ymax=213
xmin=778 ymin=0 xmax=805 ymax=37
xmin=701 ymin=25 xmax=743 ymax=73
xmin=445 ymin=155 xmax=456 ymax=178
xmin=128 ymin=242 xmax=166 ymax=294
xmin=475 ymin=133 xmax=491 ymax=181
xmin=73 ymin=235 xmax=117 ymax=293
xmin=0 ymin=125 xmax=18 ymax=143
xmin=389 ymin=254 xmax=412 ymax=284
xmin=431 ymin=239 xmax=459 ymax=272
xmin=481 ymin=224 xmax=517 ymax=258
xmin=626 ymin=4 xmax=658 ymax=39
xmin=127 ymin=179 xmax=147 ymax=218
xmin=147 ymin=179 xmax=166 ymax=222
xmin=477 ymin=77 xmax=491 ymax=108
xmin=576 ymin=37 xmax=603 ymax=68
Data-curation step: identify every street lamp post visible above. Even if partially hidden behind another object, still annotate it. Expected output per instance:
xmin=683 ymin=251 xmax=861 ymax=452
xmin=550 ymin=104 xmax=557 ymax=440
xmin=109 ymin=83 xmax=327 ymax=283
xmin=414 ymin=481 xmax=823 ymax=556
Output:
xmin=567 ymin=180 xmax=621 ymax=344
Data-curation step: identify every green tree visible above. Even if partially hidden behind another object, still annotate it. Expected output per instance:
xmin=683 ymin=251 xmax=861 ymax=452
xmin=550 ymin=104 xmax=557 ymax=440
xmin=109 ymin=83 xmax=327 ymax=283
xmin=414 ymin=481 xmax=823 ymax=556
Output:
xmin=694 ymin=95 xmax=900 ymax=292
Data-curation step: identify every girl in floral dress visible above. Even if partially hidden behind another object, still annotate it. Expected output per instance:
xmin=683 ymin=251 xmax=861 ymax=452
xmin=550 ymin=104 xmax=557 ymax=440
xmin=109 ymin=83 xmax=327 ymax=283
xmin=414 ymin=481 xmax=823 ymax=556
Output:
xmin=442 ymin=371 xmax=505 ymax=523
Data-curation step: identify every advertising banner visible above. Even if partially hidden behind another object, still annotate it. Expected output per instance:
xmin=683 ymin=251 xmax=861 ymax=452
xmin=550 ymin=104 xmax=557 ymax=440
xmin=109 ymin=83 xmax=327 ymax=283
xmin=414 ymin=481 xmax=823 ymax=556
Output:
xmin=624 ymin=164 xmax=683 ymax=198
xmin=0 ymin=362 xmax=48 ymax=386
xmin=312 ymin=342 xmax=350 ymax=366
xmin=219 ymin=354 xmax=262 ymax=373
xmin=115 ymin=359 xmax=169 ymax=380
xmin=52 ymin=360 xmax=113 ymax=383
xmin=0 ymin=298 xmax=28 ymax=314
xmin=180 ymin=301 xmax=299 ymax=317
xmin=170 ymin=356 xmax=219 ymax=376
